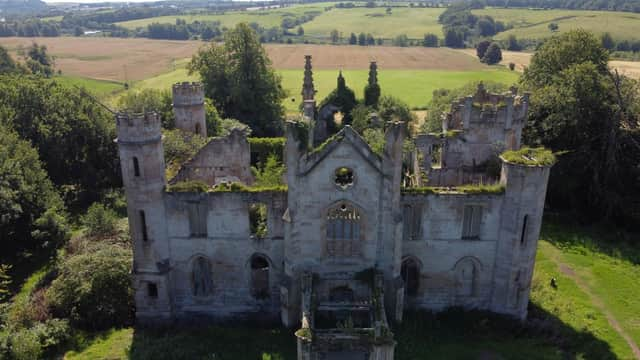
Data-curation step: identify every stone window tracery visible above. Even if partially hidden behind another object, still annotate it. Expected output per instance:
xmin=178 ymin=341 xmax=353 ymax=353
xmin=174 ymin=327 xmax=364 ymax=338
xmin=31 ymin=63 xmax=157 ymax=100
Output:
xmin=326 ymin=202 xmax=361 ymax=257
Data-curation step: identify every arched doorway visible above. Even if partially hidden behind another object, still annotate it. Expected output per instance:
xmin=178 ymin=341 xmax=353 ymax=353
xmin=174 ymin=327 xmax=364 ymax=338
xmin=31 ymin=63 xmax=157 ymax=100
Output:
xmin=401 ymin=258 xmax=420 ymax=297
xmin=250 ymin=255 xmax=270 ymax=299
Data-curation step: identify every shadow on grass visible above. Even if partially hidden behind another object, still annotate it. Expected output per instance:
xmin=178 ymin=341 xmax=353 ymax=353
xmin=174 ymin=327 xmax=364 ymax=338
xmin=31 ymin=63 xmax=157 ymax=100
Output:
xmin=128 ymin=324 xmax=296 ymax=360
xmin=396 ymin=307 xmax=617 ymax=360
xmin=542 ymin=214 xmax=640 ymax=265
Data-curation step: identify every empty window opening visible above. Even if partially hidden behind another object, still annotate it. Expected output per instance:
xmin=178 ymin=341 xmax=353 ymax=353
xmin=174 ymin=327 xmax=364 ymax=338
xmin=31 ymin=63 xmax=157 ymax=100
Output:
xmin=147 ymin=282 xmax=158 ymax=298
xmin=140 ymin=210 xmax=148 ymax=242
xmin=462 ymin=205 xmax=483 ymax=240
xmin=335 ymin=167 xmax=354 ymax=188
xmin=456 ymin=259 xmax=478 ymax=297
xmin=401 ymin=258 xmax=420 ymax=296
xmin=403 ymin=204 xmax=422 ymax=241
xmin=520 ymin=215 xmax=529 ymax=245
xmin=430 ymin=144 xmax=442 ymax=167
xmin=326 ymin=203 xmax=361 ymax=257
xmin=133 ymin=157 xmax=140 ymax=177
xmin=188 ymin=202 xmax=208 ymax=237
xmin=195 ymin=123 xmax=202 ymax=135
xmin=249 ymin=203 xmax=268 ymax=239
xmin=191 ymin=257 xmax=213 ymax=297
xmin=250 ymin=255 xmax=270 ymax=299
xmin=329 ymin=286 xmax=355 ymax=303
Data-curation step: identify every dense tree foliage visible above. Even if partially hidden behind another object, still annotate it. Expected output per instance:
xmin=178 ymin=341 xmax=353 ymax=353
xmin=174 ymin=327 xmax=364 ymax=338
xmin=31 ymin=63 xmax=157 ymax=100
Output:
xmin=482 ymin=43 xmax=503 ymax=64
xmin=189 ymin=23 xmax=286 ymax=137
xmin=319 ymin=72 xmax=357 ymax=126
xmin=521 ymin=30 xmax=640 ymax=227
xmin=423 ymin=33 xmax=439 ymax=47
xmin=47 ymin=241 xmax=133 ymax=330
xmin=117 ymin=88 xmax=174 ymax=128
xmin=483 ymin=0 xmax=640 ymax=12
xmin=0 ymin=75 xmax=120 ymax=204
xmin=0 ymin=126 xmax=68 ymax=262
xmin=364 ymin=62 xmax=381 ymax=108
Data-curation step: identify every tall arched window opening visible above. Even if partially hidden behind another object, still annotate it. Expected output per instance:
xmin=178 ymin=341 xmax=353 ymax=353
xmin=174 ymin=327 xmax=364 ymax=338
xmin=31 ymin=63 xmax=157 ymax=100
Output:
xmin=520 ymin=215 xmax=529 ymax=246
xmin=455 ymin=258 xmax=479 ymax=297
xmin=191 ymin=257 xmax=213 ymax=297
xmin=139 ymin=210 xmax=148 ymax=242
xmin=250 ymin=255 xmax=270 ymax=299
xmin=133 ymin=157 xmax=140 ymax=177
xmin=401 ymin=258 xmax=420 ymax=296
xmin=326 ymin=202 xmax=361 ymax=257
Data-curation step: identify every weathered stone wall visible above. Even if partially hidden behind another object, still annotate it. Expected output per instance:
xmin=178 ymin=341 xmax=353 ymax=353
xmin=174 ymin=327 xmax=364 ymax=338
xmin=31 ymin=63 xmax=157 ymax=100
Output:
xmin=172 ymin=82 xmax=207 ymax=137
xmin=400 ymin=194 xmax=503 ymax=311
xmin=163 ymin=190 xmax=287 ymax=321
xmin=170 ymin=129 xmax=253 ymax=186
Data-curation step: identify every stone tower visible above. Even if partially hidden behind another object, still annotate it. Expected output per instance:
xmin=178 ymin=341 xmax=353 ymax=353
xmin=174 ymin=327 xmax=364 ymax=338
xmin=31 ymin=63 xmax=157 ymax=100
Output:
xmin=115 ymin=112 xmax=172 ymax=322
xmin=172 ymin=82 xmax=207 ymax=137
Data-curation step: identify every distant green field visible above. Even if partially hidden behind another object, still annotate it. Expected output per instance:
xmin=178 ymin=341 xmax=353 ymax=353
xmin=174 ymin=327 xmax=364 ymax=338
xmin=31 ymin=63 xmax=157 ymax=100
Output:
xmin=302 ymin=7 xmax=444 ymax=39
xmin=117 ymin=4 xmax=444 ymax=40
xmin=131 ymin=67 xmax=519 ymax=111
xmin=54 ymin=75 xmax=124 ymax=99
xmin=116 ymin=3 xmax=330 ymax=30
xmin=474 ymin=8 xmax=640 ymax=41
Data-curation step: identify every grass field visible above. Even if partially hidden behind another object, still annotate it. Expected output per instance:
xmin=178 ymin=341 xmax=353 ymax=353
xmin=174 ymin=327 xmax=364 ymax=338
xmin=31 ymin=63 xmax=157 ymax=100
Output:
xmin=53 ymin=75 xmax=124 ymax=98
xmin=116 ymin=3 xmax=330 ymax=30
xmin=474 ymin=8 xmax=640 ymax=41
xmin=62 ymin=221 xmax=640 ymax=359
xmin=129 ymin=66 xmax=519 ymax=111
xmin=301 ymin=7 xmax=444 ymax=39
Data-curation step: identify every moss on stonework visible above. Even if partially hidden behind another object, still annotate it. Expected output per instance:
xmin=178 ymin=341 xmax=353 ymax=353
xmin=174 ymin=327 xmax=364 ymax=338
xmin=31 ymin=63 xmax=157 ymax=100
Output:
xmin=445 ymin=129 xmax=463 ymax=138
xmin=295 ymin=328 xmax=313 ymax=341
xmin=501 ymin=147 xmax=556 ymax=166
xmin=308 ymin=132 xmax=344 ymax=156
xmin=166 ymin=181 xmax=287 ymax=193
xmin=166 ymin=180 xmax=210 ymax=192
xmin=402 ymin=183 xmax=505 ymax=195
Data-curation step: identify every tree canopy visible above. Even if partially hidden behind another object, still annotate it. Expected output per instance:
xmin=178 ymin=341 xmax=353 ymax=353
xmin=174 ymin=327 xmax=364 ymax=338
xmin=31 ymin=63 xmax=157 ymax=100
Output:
xmin=521 ymin=29 xmax=640 ymax=227
xmin=188 ymin=23 xmax=286 ymax=137
xmin=0 ymin=126 xmax=67 ymax=262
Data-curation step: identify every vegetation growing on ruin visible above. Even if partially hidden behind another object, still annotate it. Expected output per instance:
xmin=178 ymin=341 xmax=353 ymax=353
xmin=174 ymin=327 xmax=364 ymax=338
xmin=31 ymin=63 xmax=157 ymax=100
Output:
xmin=248 ymin=137 xmax=285 ymax=164
xmin=501 ymin=147 xmax=556 ymax=166
xmin=402 ymin=183 xmax=505 ymax=195
xmin=166 ymin=181 xmax=287 ymax=193
xmin=166 ymin=180 xmax=211 ymax=193
xmin=163 ymin=129 xmax=209 ymax=180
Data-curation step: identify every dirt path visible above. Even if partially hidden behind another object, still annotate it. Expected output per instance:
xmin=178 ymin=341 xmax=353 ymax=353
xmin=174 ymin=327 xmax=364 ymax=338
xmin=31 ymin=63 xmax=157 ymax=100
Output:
xmin=546 ymin=244 xmax=640 ymax=359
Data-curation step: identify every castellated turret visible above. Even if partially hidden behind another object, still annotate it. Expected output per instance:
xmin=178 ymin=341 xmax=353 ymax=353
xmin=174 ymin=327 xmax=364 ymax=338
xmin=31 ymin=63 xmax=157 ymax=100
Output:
xmin=172 ymin=82 xmax=207 ymax=137
xmin=115 ymin=112 xmax=172 ymax=322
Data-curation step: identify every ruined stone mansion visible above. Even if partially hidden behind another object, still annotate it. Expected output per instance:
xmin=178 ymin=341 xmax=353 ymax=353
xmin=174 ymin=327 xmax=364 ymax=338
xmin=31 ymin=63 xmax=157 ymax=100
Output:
xmin=116 ymin=56 xmax=552 ymax=359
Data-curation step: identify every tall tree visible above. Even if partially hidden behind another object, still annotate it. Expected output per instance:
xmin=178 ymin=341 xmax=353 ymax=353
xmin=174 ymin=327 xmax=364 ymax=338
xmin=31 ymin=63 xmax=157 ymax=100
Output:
xmin=0 ymin=125 xmax=67 ymax=262
xmin=521 ymin=29 xmax=640 ymax=227
xmin=189 ymin=23 xmax=286 ymax=137
xmin=364 ymin=61 xmax=381 ymax=108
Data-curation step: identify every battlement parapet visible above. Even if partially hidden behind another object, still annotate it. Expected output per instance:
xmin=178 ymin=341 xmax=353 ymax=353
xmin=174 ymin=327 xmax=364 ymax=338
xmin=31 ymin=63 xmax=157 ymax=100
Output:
xmin=172 ymin=82 xmax=205 ymax=107
xmin=116 ymin=112 xmax=162 ymax=144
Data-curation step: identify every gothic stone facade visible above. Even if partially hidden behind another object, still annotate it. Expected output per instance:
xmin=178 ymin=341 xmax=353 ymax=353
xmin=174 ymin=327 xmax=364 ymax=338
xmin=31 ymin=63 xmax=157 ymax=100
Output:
xmin=116 ymin=64 xmax=551 ymax=353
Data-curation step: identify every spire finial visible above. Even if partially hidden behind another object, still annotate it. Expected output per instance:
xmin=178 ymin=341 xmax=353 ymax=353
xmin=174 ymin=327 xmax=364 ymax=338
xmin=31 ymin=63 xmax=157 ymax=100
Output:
xmin=302 ymin=55 xmax=316 ymax=101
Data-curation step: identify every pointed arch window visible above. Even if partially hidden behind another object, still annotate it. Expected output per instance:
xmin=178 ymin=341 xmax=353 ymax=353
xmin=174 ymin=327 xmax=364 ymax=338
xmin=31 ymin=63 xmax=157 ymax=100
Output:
xmin=401 ymin=258 xmax=420 ymax=296
xmin=191 ymin=256 xmax=213 ymax=297
xmin=326 ymin=202 xmax=361 ymax=257
xmin=455 ymin=258 xmax=480 ymax=298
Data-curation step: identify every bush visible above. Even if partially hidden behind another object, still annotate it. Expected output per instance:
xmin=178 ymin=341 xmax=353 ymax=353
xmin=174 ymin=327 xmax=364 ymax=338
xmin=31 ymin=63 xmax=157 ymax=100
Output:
xmin=482 ymin=43 xmax=502 ymax=65
xmin=47 ymin=243 xmax=133 ymax=330
xmin=509 ymin=62 xmax=516 ymax=71
xmin=423 ymin=33 xmax=439 ymax=47
xmin=252 ymin=154 xmax=285 ymax=187
xmin=82 ymin=203 xmax=119 ymax=237
xmin=11 ymin=329 xmax=42 ymax=360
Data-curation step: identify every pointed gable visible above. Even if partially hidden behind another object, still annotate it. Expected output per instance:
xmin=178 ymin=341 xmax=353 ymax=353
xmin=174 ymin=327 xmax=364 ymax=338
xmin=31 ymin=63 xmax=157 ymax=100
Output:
xmin=298 ymin=126 xmax=382 ymax=176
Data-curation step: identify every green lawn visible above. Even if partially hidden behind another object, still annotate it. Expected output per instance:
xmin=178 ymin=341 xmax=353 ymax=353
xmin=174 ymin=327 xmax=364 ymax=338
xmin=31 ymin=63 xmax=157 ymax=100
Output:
xmin=129 ymin=66 xmax=519 ymax=111
xmin=474 ymin=8 xmax=640 ymax=41
xmin=116 ymin=3 xmax=331 ymax=30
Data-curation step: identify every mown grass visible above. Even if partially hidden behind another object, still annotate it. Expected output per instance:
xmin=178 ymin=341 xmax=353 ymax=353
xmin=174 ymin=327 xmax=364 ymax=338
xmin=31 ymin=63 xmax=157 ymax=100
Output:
xmin=127 ymin=65 xmax=519 ymax=112
xmin=540 ymin=221 xmax=640 ymax=350
xmin=116 ymin=3 xmax=331 ymax=30
xmin=474 ymin=8 xmax=640 ymax=41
